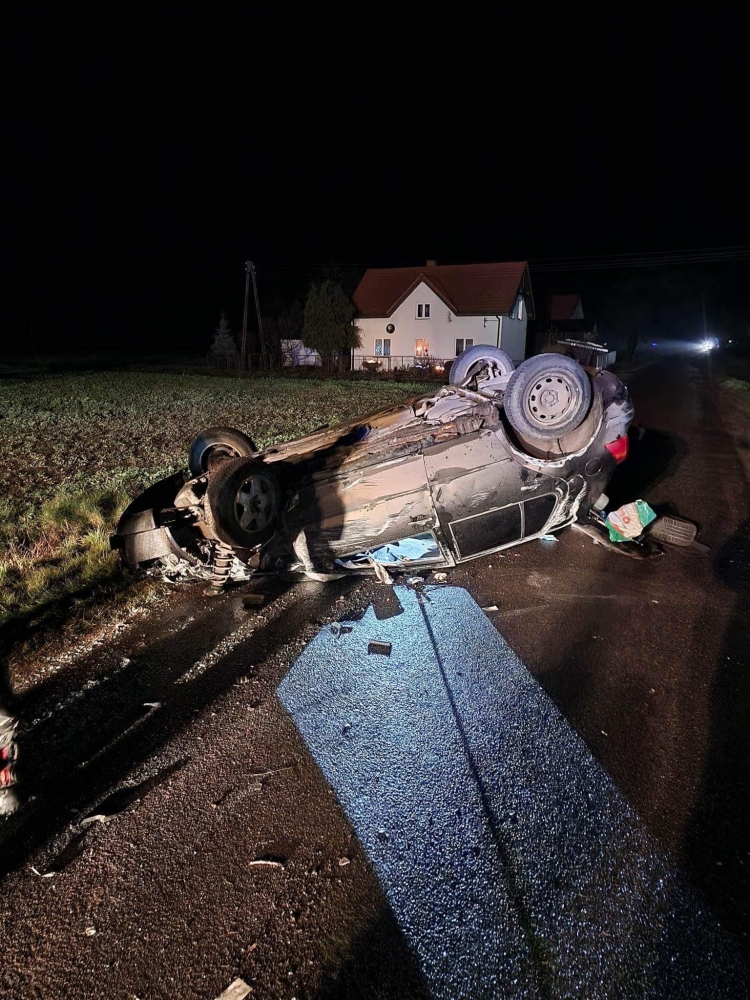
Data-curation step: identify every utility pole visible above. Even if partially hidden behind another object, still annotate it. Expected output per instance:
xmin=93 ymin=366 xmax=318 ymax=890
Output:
xmin=249 ymin=261 xmax=266 ymax=371
xmin=240 ymin=261 xmax=251 ymax=377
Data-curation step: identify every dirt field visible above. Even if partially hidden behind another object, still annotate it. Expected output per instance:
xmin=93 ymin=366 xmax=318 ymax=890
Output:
xmin=0 ymin=370 xmax=424 ymax=642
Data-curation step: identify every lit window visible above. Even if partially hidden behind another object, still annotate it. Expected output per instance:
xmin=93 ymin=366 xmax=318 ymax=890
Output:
xmin=415 ymin=338 xmax=430 ymax=356
xmin=416 ymin=303 xmax=431 ymax=319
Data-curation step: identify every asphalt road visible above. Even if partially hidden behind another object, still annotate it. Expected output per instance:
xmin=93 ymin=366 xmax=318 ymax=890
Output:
xmin=1 ymin=354 xmax=749 ymax=999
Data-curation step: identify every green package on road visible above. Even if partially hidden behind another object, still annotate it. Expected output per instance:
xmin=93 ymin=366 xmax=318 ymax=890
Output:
xmin=606 ymin=499 xmax=657 ymax=542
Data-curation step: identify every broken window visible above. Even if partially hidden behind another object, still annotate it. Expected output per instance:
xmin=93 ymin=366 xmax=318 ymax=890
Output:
xmin=337 ymin=531 xmax=444 ymax=569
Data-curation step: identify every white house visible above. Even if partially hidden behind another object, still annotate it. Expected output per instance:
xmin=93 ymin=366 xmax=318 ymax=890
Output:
xmin=352 ymin=260 xmax=535 ymax=368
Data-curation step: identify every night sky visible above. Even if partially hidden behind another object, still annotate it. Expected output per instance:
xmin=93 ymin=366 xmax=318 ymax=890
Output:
xmin=6 ymin=10 xmax=749 ymax=355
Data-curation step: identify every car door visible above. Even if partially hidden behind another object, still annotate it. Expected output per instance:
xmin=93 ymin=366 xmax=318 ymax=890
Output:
xmin=423 ymin=428 xmax=567 ymax=562
xmin=290 ymin=452 xmax=437 ymax=563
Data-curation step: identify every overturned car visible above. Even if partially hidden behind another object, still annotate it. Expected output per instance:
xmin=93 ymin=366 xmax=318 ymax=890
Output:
xmin=113 ymin=347 xmax=633 ymax=586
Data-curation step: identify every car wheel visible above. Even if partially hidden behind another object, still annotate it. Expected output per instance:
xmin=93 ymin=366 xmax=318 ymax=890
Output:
xmin=188 ymin=427 xmax=257 ymax=478
xmin=512 ymin=380 xmax=603 ymax=458
xmin=504 ymin=354 xmax=592 ymax=442
xmin=207 ymin=457 xmax=281 ymax=548
xmin=449 ymin=345 xmax=515 ymax=387
xmin=647 ymin=515 xmax=697 ymax=547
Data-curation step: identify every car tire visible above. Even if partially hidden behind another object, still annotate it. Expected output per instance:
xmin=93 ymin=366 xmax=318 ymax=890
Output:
xmin=448 ymin=345 xmax=515 ymax=386
xmin=647 ymin=515 xmax=697 ymax=547
xmin=504 ymin=354 xmax=592 ymax=442
xmin=207 ymin=456 xmax=281 ymax=549
xmin=188 ymin=427 xmax=257 ymax=478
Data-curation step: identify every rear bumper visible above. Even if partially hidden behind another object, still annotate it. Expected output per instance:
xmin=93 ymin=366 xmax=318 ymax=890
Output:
xmin=112 ymin=508 xmax=178 ymax=568
xmin=112 ymin=471 xmax=187 ymax=569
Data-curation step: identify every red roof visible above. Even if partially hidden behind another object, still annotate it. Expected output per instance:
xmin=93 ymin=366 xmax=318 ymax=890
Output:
xmin=548 ymin=294 xmax=582 ymax=321
xmin=353 ymin=261 xmax=531 ymax=317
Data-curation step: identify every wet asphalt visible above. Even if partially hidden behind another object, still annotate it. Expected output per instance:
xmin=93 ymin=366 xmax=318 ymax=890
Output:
xmin=1 ymin=354 xmax=749 ymax=999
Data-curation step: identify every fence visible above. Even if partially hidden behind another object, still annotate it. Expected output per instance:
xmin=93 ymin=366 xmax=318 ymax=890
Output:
xmin=207 ymin=351 xmax=454 ymax=380
xmin=555 ymin=340 xmax=617 ymax=370
xmin=350 ymin=355 xmax=452 ymax=375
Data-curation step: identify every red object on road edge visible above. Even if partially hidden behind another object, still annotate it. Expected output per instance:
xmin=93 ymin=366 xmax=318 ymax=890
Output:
xmin=605 ymin=436 xmax=629 ymax=464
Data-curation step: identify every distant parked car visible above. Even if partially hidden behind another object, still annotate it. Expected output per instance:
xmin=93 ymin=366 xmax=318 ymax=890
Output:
xmin=113 ymin=346 xmax=633 ymax=582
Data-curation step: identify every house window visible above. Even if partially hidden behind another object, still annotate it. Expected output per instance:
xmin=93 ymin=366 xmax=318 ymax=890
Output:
xmin=512 ymin=296 xmax=524 ymax=321
xmin=455 ymin=338 xmax=473 ymax=356
xmin=374 ymin=338 xmax=391 ymax=357
xmin=416 ymin=303 xmax=431 ymax=319
xmin=415 ymin=338 xmax=430 ymax=356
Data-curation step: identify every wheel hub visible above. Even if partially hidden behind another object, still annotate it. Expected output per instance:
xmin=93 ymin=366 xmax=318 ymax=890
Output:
xmin=527 ymin=375 xmax=575 ymax=425
xmin=236 ymin=476 xmax=275 ymax=532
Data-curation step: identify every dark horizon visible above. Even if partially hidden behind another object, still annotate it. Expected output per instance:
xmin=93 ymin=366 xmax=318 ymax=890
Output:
xmin=5 ymin=10 xmax=749 ymax=355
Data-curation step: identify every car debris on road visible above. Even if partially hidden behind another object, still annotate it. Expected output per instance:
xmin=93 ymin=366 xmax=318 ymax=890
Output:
xmin=605 ymin=500 xmax=657 ymax=541
xmin=0 ymin=708 xmax=20 ymax=817
xmin=113 ymin=345 xmax=635 ymax=589
xmin=213 ymin=978 xmax=252 ymax=1000
xmin=575 ymin=496 xmax=702 ymax=558
xmin=241 ymin=593 xmax=266 ymax=609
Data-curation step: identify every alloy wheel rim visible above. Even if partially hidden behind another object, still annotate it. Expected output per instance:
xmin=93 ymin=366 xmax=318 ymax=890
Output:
xmin=235 ymin=475 xmax=275 ymax=532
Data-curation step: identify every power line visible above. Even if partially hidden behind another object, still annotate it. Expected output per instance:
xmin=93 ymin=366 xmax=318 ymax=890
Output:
xmin=532 ymin=245 xmax=750 ymax=271
xmin=531 ymin=250 xmax=750 ymax=272
xmin=233 ymin=244 xmax=750 ymax=277
xmin=263 ymin=251 xmax=750 ymax=272
xmin=530 ymin=243 xmax=750 ymax=264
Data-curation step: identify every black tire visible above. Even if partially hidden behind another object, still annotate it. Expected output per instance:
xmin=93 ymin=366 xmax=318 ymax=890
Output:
xmin=504 ymin=354 xmax=592 ymax=442
xmin=448 ymin=345 xmax=515 ymax=386
xmin=188 ymin=427 xmax=257 ymax=478
xmin=647 ymin=516 xmax=697 ymax=547
xmin=207 ymin=457 xmax=281 ymax=548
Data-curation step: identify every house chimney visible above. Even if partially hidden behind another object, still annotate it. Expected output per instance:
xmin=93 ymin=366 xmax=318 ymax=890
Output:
xmin=426 ymin=259 xmax=437 ymax=267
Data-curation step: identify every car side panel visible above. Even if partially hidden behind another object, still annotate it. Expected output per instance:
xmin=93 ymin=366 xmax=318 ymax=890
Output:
xmin=286 ymin=453 xmax=436 ymax=560
xmin=423 ymin=429 xmax=569 ymax=561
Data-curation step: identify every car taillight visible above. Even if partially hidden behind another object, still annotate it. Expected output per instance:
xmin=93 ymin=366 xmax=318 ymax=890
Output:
xmin=605 ymin=436 xmax=629 ymax=464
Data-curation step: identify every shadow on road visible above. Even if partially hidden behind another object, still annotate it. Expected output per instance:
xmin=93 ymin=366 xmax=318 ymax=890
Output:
xmin=314 ymin=910 xmax=431 ymax=1000
xmin=607 ymin=427 xmax=688 ymax=511
xmin=682 ymin=516 xmax=750 ymax=942
xmin=0 ymin=575 xmax=356 ymax=878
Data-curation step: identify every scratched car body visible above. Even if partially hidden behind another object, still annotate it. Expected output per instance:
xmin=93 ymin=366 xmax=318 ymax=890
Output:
xmin=114 ymin=348 xmax=633 ymax=581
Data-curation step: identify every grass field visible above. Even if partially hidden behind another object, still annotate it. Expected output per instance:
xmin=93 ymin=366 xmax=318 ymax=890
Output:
xmin=0 ymin=370 xmax=424 ymax=645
